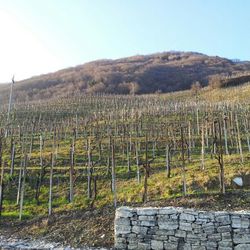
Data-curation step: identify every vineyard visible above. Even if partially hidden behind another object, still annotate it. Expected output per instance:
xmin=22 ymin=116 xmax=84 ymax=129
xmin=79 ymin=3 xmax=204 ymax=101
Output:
xmin=0 ymin=87 xmax=250 ymax=226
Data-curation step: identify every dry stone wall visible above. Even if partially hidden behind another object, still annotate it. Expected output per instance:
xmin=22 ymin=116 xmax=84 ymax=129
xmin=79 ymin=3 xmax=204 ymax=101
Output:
xmin=114 ymin=206 xmax=250 ymax=250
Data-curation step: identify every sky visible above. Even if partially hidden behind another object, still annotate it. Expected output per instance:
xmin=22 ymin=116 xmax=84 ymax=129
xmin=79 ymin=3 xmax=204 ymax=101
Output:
xmin=0 ymin=0 xmax=250 ymax=83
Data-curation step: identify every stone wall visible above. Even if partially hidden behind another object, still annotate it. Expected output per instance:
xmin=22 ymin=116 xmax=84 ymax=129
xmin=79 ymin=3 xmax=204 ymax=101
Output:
xmin=114 ymin=206 xmax=250 ymax=250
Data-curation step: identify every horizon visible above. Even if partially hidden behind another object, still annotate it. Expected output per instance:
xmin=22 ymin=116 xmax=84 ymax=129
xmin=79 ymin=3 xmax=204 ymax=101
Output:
xmin=1 ymin=0 xmax=250 ymax=83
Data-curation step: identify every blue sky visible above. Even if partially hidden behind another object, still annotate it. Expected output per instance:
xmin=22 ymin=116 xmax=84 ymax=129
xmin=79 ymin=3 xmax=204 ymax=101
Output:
xmin=0 ymin=0 xmax=250 ymax=83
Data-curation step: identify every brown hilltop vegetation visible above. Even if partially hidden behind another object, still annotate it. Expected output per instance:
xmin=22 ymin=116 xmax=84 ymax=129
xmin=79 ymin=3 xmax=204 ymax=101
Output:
xmin=1 ymin=51 xmax=250 ymax=103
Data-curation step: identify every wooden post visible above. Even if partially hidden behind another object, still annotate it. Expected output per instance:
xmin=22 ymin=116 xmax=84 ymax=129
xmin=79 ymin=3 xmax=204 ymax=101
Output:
xmin=111 ymin=139 xmax=117 ymax=208
xmin=19 ymin=154 xmax=27 ymax=221
xmin=181 ymin=127 xmax=187 ymax=196
xmin=69 ymin=139 xmax=75 ymax=202
xmin=142 ymin=133 xmax=149 ymax=203
xmin=49 ymin=152 xmax=54 ymax=215
xmin=135 ymin=141 xmax=140 ymax=183
xmin=0 ymin=137 xmax=4 ymax=216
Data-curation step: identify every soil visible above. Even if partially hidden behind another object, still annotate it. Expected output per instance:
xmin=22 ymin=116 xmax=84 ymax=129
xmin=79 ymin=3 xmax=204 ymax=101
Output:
xmin=0 ymin=191 xmax=249 ymax=248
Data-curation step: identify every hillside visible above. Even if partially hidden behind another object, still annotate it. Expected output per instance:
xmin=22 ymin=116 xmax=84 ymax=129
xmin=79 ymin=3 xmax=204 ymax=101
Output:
xmin=1 ymin=51 xmax=250 ymax=103
xmin=1 ymin=87 xmax=250 ymax=248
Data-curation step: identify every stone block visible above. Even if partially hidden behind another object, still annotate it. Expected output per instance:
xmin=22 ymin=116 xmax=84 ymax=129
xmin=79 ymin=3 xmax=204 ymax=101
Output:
xmin=204 ymin=241 xmax=218 ymax=249
xmin=139 ymin=215 xmax=155 ymax=221
xmin=131 ymin=220 xmax=139 ymax=226
xmin=202 ymin=222 xmax=215 ymax=234
xmin=137 ymin=208 xmax=158 ymax=216
xmin=180 ymin=213 xmax=196 ymax=222
xmin=140 ymin=220 xmax=156 ymax=227
xmin=132 ymin=225 xmax=148 ymax=235
xmin=127 ymin=243 xmax=138 ymax=249
xmin=127 ymin=233 xmax=137 ymax=239
xmin=175 ymin=229 xmax=186 ymax=238
xmin=152 ymin=235 xmax=168 ymax=241
xmin=158 ymin=207 xmax=178 ymax=215
xmin=217 ymin=225 xmax=231 ymax=233
xmin=157 ymin=215 xmax=170 ymax=221
xmin=116 ymin=207 xmax=134 ymax=218
xmin=151 ymin=240 xmax=164 ymax=250
xmin=182 ymin=243 xmax=192 ymax=250
xmin=221 ymin=232 xmax=232 ymax=241
xmin=215 ymin=214 xmax=230 ymax=225
xmin=115 ymin=217 xmax=131 ymax=226
xmin=169 ymin=214 xmax=179 ymax=220
xmin=195 ymin=218 xmax=209 ymax=224
xmin=207 ymin=233 xmax=221 ymax=241
xmin=168 ymin=236 xmax=180 ymax=242
xmin=148 ymin=226 xmax=158 ymax=234
xmin=232 ymin=216 xmax=250 ymax=229
xmin=137 ymin=242 xmax=151 ymax=250
xmin=218 ymin=240 xmax=233 ymax=248
xmin=233 ymin=233 xmax=250 ymax=244
xmin=156 ymin=229 xmax=175 ymax=236
xmin=192 ymin=246 xmax=206 ymax=250
xmin=158 ymin=220 xmax=178 ymax=230
xmin=179 ymin=221 xmax=192 ymax=231
xmin=199 ymin=212 xmax=215 ymax=221
xmin=235 ymin=244 xmax=250 ymax=250
xmin=163 ymin=242 xmax=178 ymax=250
xmin=115 ymin=242 xmax=127 ymax=249
xmin=115 ymin=224 xmax=131 ymax=235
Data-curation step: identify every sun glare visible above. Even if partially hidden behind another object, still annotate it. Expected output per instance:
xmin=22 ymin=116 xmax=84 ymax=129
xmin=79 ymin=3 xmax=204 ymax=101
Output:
xmin=0 ymin=9 xmax=62 ymax=83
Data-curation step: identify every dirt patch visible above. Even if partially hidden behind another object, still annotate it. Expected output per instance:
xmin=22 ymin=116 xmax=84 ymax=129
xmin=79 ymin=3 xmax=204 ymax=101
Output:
xmin=0 ymin=206 xmax=115 ymax=248
xmin=144 ymin=190 xmax=250 ymax=211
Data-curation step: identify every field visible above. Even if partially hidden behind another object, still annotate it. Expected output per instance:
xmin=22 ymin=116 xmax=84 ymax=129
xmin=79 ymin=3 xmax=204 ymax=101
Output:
xmin=0 ymin=85 xmax=250 ymax=247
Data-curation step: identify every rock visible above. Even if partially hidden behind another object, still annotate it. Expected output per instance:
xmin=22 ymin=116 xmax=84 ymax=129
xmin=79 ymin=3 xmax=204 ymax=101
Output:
xmin=0 ymin=235 xmax=100 ymax=250
xmin=221 ymin=232 xmax=232 ymax=241
xmin=163 ymin=242 xmax=178 ymax=250
xmin=235 ymin=244 xmax=250 ymax=250
xmin=115 ymin=224 xmax=131 ymax=235
xmin=232 ymin=216 xmax=250 ymax=229
xmin=180 ymin=213 xmax=196 ymax=222
xmin=204 ymin=240 xmax=218 ymax=248
xmin=218 ymin=240 xmax=233 ymax=248
xmin=233 ymin=177 xmax=243 ymax=186
xmin=140 ymin=220 xmax=156 ymax=227
xmin=175 ymin=230 xmax=186 ymax=238
xmin=138 ymin=215 xmax=155 ymax=221
xmin=132 ymin=225 xmax=148 ymax=234
xmin=179 ymin=221 xmax=192 ymax=231
xmin=233 ymin=233 xmax=250 ymax=244
xmin=137 ymin=208 xmax=158 ymax=216
xmin=198 ymin=212 xmax=214 ymax=221
xmin=151 ymin=240 xmax=164 ymax=250
xmin=215 ymin=214 xmax=230 ymax=225
xmin=217 ymin=225 xmax=231 ymax=233
xmin=137 ymin=242 xmax=151 ymax=250
xmin=192 ymin=246 xmax=206 ymax=250
xmin=115 ymin=217 xmax=131 ymax=226
xmin=202 ymin=222 xmax=215 ymax=234
xmin=116 ymin=207 xmax=134 ymax=218
xmin=127 ymin=243 xmax=138 ymax=249
xmin=158 ymin=220 xmax=179 ymax=230
xmin=155 ymin=229 xmax=175 ymax=236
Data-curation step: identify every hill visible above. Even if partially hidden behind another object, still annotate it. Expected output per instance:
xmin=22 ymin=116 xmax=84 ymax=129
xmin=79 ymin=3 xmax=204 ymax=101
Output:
xmin=1 ymin=51 xmax=250 ymax=103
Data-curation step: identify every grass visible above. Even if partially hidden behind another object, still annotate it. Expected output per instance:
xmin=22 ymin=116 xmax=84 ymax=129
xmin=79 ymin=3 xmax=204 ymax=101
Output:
xmin=1 ymin=149 xmax=249 ymax=223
